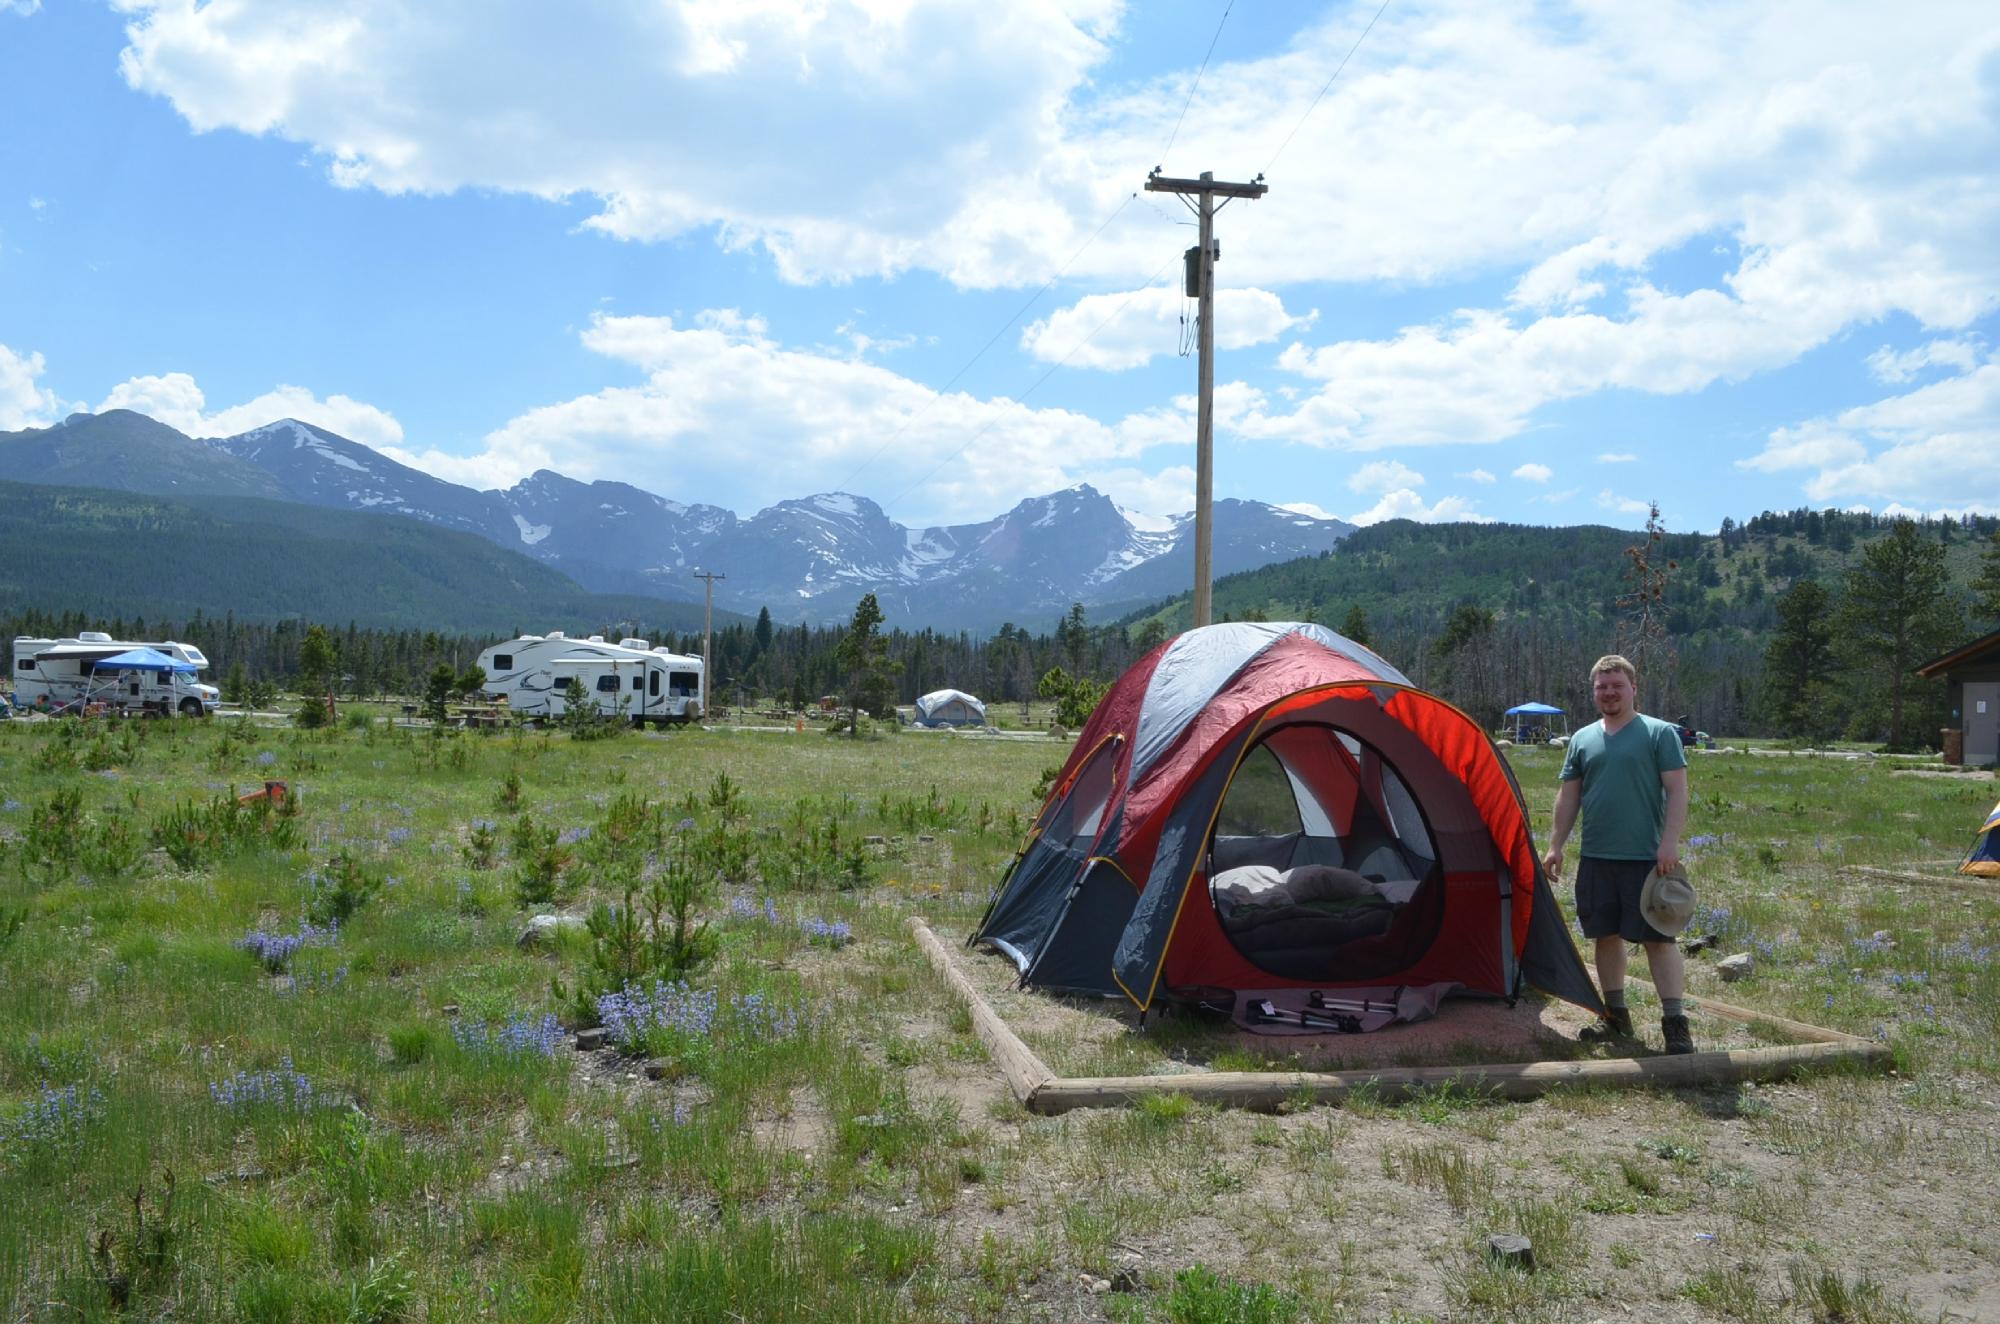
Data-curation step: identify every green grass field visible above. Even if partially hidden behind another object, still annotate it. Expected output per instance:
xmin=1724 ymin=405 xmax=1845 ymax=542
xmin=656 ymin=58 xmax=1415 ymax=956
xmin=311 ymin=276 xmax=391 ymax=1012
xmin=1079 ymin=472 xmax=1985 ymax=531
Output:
xmin=2 ymin=711 xmax=1997 ymax=1322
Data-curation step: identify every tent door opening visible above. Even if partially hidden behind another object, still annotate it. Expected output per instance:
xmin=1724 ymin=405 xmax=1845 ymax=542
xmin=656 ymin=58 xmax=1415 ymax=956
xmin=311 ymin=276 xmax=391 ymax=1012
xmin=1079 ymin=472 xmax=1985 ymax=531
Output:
xmin=1206 ymin=724 xmax=1447 ymax=984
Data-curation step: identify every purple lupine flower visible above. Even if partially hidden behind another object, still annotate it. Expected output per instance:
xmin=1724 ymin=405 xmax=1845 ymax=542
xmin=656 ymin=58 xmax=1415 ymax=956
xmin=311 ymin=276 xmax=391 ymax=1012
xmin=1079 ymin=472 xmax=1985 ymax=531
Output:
xmin=239 ymin=919 xmax=338 ymax=973
xmin=209 ymin=1056 xmax=317 ymax=1112
xmin=596 ymin=980 xmax=718 ymax=1053
xmin=386 ymin=826 xmax=414 ymax=846
xmin=452 ymin=1012 xmax=565 ymax=1060
xmin=257 ymin=751 xmax=278 ymax=767
xmin=558 ymin=826 xmax=590 ymax=846
xmin=799 ymin=917 xmax=852 ymax=947
xmin=1 ymin=1083 xmax=107 ymax=1153
xmin=730 ymin=991 xmax=800 ymax=1042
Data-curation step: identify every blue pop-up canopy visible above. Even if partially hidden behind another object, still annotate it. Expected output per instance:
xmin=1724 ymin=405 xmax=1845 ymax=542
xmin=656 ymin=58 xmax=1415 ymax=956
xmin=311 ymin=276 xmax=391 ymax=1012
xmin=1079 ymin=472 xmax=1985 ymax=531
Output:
xmin=91 ymin=647 xmax=196 ymax=673
xmin=1504 ymin=701 xmax=1564 ymax=716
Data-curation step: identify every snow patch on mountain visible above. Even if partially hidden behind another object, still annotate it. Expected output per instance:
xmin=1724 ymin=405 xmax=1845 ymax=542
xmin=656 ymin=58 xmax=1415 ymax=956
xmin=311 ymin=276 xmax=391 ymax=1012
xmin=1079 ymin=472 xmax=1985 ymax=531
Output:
xmin=1086 ymin=541 xmax=1154 ymax=585
xmin=512 ymin=514 xmax=553 ymax=546
xmin=314 ymin=445 xmax=366 ymax=473
xmin=903 ymin=528 xmax=958 ymax=567
xmin=1117 ymin=504 xmax=1175 ymax=534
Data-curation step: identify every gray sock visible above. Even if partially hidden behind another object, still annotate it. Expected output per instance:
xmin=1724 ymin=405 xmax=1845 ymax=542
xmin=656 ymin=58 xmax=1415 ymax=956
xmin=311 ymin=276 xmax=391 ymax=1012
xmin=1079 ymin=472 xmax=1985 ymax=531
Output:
xmin=1604 ymin=988 xmax=1628 ymax=1010
xmin=1661 ymin=998 xmax=1684 ymax=1019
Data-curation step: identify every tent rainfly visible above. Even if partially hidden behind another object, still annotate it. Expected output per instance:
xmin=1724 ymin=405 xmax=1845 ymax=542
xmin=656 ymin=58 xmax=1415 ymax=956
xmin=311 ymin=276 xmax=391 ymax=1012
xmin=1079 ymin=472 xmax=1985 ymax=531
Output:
xmin=915 ymin=689 xmax=987 ymax=727
xmin=971 ymin=622 xmax=1605 ymax=1032
xmin=1962 ymin=801 xmax=2000 ymax=878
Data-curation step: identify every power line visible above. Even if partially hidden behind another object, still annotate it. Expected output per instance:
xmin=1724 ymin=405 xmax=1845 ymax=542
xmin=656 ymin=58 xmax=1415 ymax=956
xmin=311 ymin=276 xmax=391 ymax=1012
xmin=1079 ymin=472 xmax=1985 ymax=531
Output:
xmin=829 ymin=193 xmax=1146 ymax=495
xmin=1261 ymin=0 xmax=1394 ymax=176
xmin=1159 ymin=0 xmax=1235 ymax=166
xmin=883 ymin=250 xmax=1183 ymax=516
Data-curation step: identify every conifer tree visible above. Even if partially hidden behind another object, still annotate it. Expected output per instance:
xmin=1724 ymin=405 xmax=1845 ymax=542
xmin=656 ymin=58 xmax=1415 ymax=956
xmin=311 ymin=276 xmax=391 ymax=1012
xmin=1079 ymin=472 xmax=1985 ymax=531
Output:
xmin=1837 ymin=520 xmax=1960 ymax=749
xmin=1761 ymin=580 xmax=1836 ymax=741
xmin=1973 ymin=530 xmax=2000 ymax=623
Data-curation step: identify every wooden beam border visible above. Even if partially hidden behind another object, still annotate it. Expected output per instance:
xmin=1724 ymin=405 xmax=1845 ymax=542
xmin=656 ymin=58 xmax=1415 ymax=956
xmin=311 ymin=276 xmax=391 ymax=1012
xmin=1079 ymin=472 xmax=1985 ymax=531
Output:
xmin=911 ymin=920 xmax=1891 ymax=1115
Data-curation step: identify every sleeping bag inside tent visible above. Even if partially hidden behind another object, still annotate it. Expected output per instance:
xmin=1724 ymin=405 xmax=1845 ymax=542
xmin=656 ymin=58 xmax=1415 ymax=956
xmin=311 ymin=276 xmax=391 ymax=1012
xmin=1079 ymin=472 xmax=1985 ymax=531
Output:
xmin=971 ymin=622 xmax=1603 ymax=1029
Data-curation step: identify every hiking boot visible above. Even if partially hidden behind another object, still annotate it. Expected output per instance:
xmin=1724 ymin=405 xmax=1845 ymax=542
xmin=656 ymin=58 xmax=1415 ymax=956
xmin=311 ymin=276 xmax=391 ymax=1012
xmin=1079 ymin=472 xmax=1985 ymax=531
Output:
xmin=1662 ymin=1014 xmax=1695 ymax=1055
xmin=1579 ymin=1007 xmax=1634 ymax=1042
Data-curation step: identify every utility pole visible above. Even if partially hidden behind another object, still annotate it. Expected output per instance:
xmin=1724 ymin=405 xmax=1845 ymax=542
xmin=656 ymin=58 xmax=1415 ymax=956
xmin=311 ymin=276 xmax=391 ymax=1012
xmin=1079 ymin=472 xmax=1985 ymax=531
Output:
xmin=691 ymin=570 xmax=724 ymax=717
xmin=1144 ymin=168 xmax=1267 ymax=628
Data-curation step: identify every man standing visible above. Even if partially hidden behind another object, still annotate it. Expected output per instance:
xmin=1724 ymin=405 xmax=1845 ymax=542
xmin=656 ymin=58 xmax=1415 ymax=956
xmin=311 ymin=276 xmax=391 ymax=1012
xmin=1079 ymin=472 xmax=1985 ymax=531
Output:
xmin=1541 ymin=654 xmax=1694 ymax=1054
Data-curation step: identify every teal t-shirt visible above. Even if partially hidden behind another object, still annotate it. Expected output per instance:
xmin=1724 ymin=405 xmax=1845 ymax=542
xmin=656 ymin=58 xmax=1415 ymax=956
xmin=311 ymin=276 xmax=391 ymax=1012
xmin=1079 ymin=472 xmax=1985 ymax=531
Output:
xmin=1559 ymin=713 xmax=1687 ymax=860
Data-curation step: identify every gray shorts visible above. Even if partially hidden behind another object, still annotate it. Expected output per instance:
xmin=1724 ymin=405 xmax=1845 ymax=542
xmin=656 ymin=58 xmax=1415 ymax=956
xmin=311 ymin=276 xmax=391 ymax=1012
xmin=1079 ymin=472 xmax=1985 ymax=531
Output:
xmin=1575 ymin=856 xmax=1671 ymax=943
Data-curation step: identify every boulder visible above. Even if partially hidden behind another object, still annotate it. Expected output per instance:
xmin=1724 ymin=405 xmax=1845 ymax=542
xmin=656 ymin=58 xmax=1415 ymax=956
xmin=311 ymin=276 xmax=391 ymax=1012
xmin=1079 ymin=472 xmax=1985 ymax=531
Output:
xmin=1717 ymin=952 xmax=1755 ymax=982
xmin=517 ymin=914 xmax=586 ymax=950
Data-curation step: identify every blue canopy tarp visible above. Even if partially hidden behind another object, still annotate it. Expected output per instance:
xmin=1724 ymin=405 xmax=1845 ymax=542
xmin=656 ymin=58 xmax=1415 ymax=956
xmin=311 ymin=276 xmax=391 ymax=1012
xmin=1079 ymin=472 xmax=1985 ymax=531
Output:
xmin=91 ymin=647 xmax=196 ymax=673
xmin=1504 ymin=702 xmax=1564 ymax=716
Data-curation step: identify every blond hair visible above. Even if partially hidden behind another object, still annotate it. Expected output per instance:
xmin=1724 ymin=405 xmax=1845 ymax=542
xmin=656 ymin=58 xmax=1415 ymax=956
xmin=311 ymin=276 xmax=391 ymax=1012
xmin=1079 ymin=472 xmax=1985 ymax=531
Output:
xmin=1590 ymin=654 xmax=1637 ymax=684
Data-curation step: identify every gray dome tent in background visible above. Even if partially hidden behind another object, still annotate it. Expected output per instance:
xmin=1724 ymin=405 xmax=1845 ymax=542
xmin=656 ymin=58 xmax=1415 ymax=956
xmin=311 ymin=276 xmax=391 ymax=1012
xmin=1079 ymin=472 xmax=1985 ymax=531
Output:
xmin=914 ymin=689 xmax=988 ymax=728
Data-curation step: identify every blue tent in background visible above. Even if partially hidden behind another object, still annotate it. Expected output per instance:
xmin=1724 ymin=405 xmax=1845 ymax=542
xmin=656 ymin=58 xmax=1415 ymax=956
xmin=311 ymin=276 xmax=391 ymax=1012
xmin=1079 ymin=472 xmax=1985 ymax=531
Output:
xmin=90 ymin=648 xmax=196 ymax=674
xmin=1503 ymin=701 xmax=1567 ymax=744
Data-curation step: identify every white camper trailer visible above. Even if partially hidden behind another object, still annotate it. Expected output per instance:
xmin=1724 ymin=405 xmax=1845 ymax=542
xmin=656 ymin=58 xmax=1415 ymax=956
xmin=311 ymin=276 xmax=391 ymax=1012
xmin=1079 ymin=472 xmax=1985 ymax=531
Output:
xmin=475 ymin=632 xmax=704 ymax=726
xmin=11 ymin=632 xmax=221 ymax=716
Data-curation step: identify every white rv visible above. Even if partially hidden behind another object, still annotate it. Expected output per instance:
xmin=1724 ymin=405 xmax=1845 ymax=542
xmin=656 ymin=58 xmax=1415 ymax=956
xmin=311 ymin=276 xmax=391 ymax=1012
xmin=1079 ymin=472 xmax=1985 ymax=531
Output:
xmin=475 ymin=632 xmax=704 ymax=726
xmin=11 ymin=632 xmax=221 ymax=716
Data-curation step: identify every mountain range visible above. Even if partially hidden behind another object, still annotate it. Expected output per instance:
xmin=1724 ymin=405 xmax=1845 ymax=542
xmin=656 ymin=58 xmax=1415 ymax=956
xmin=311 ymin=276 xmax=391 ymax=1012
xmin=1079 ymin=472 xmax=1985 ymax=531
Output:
xmin=0 ymin=410 xmax=1355 ymax=632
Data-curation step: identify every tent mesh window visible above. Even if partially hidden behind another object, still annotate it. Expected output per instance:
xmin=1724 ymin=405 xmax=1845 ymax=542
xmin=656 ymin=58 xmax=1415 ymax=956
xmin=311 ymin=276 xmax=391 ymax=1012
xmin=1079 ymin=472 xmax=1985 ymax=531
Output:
xmin=1207 ymin=725 xmax=1446 ymax=983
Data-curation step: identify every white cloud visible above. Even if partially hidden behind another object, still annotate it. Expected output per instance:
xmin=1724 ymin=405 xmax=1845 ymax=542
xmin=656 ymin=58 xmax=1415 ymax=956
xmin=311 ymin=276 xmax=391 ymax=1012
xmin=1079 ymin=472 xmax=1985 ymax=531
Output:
xmin=2 ymin=0 xmax=41 ymax=15
xmin=1278 ymin=501 xmax=1340 ymax=521
xmin=1346 ymin=489 xmax=1493 ymax=526
xmin=1596 ymin=452 xmax=1638 ymax=463
xmin=1596 ymin=490 xmax=1653 ymax=516
xmin=1512 ymin=462 xmax=1553 ymax=483
xmin=828 ymin=320 xmax=916 ymax=362
xmin=0 ymin=342 xmax=62 ymax=429
xmin=1734 ymin=425 xmax=1868 ymax=475
xmin=1347 ymin=460 xmax=1425 ymax=494
xmin=1076 ymin=465 xmax=1193 ymax=519
xmin=105 ymin=1 xmax=2000 ymax=308
xmin=1458 ymin=468 xmax=1496 ymax=484
xmin=114 ymin=0 xmax=1126 ymax=288
xmin=405 ymin=310 xmax=1197 ymax=524
xmin=95 ymin=372 xmax=405 ymax=446
xmin=1021 ymin=286 xmax=1312 ymax=371
xmin=1738 ymin=361 xmax=2000 ymax=511
xmin=1866 ymin=338 xmax=1981 ymax=383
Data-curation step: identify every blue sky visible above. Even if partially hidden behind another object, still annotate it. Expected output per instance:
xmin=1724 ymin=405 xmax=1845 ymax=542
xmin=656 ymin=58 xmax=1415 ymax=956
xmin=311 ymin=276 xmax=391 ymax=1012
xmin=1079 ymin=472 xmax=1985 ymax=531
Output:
xmin=2 ymin=1 xmax=1996 ymax=533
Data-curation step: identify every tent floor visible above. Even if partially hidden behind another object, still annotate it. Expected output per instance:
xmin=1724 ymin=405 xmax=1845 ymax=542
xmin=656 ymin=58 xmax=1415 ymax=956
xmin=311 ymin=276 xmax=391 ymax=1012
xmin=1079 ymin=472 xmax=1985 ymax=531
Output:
xmin=914 ymin=920 xmax=1889 ymax=1115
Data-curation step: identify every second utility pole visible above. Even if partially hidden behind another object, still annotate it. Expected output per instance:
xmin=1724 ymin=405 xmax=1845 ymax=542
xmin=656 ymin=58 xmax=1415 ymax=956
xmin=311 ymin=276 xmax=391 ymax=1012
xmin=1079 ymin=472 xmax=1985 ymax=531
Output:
xmin=691 ymin=569 xmax=724 ymax=719
xmin=1144 ymin=168 xmax=1267 ymax=628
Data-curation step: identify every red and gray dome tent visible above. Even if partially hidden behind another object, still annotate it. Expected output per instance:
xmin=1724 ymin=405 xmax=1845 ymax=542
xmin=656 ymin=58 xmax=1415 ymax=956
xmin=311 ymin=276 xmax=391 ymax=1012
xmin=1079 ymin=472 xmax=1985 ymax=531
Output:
xmin=972 ymin=622 xmax=1604 ymax=1024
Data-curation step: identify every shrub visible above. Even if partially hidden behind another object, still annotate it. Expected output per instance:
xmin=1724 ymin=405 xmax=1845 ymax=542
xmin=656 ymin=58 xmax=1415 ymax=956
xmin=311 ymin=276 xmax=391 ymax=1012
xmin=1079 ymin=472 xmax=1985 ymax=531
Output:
xmin=509 ymin=816 xmax=572 ymax=906
xmin=19 ymin=788 xmax=83 ymax=881
xmin=148 ymin=790 xmax=302 ymax=871
xmin=305 ymin=852 xmax=380 ymax=927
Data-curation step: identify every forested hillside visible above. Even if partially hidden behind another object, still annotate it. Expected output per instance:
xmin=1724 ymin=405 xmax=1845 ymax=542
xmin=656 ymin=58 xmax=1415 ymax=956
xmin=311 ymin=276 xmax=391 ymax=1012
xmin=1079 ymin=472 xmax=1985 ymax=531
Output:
xmin=0 ymin=482 xmax=717 ymax=636
xmin=1121 ymin=508 xmax=2000 ymax=746
xmin=5 ymin=489 xmax=1995 ymax=747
